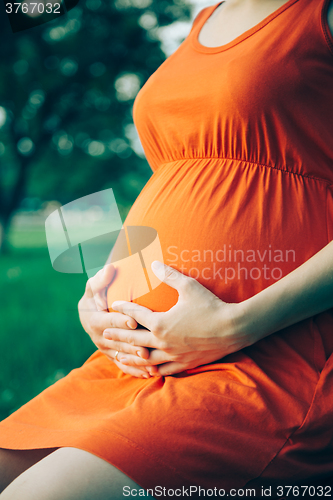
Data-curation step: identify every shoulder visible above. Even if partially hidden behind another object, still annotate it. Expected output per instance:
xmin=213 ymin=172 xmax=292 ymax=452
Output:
xmin=190 ymin=6 xmax=209 ymax=30
xmin=328 ymin=0 xmax=333 ymax=36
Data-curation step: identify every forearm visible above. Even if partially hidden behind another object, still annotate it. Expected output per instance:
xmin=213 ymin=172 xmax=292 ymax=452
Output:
xmin=238 ymin=240 xmax=333 ymax=342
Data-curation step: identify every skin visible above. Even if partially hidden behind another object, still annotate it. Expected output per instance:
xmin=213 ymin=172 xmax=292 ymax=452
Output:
xmin=198 ymin=0 xmax=293 ymax=47
xmin=109 ymin=242 xmax=333 ymax=376
xmin=0 ymin=448 xmax=149 ymax=500
xmin=100 ymin=0 xmax=333 ymax=378
xmin=1 ymin=0 xmax=333 ymax=497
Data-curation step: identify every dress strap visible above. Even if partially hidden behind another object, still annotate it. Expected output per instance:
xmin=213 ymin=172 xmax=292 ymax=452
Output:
xmin=188 ymin=3 xmax=220 ymax=35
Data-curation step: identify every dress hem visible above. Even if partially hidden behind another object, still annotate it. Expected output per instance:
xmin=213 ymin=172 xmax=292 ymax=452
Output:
xmin=0 ymin=425 xmax=191 ymax=492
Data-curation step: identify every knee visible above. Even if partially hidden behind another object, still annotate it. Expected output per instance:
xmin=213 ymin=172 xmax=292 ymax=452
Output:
xmin=0 ymin=448 xmax=22 ymax=493
xmin=0 ymin=448 xmax=19 ymax=493
xmin=0 ymin=447 xmax=58 ymax=494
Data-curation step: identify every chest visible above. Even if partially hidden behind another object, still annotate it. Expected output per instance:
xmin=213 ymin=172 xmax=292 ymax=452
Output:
xmin=198 ymin=0 xmax=297 ymax=47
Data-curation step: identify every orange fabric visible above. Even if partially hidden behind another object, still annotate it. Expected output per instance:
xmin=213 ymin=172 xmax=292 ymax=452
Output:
xmin=1 ymin=0 xmax=333 ymax=490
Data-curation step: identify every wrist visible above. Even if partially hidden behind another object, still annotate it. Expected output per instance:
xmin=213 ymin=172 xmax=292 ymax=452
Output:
xmin=237 ymin=285 xmax=289 ymax=345
xmin=227 ymin=298 xmax=267 ymax=348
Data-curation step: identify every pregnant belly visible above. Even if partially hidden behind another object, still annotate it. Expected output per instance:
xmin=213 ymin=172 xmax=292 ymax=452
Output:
xmin=107 ymin=158 xmax=329 ymax=312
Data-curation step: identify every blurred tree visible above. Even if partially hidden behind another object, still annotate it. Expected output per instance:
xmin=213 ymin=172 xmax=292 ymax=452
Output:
xmin=0 ymin=0 xmax=192 ymax=253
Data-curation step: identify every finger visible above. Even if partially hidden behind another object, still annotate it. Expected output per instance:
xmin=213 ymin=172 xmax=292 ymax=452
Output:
xmin=103 ymin=328 xmax=158 ymax=349
xmin=81 ymin=266 xmax=117 ymax=315
xmin=144 ymin=349 xmax=171 ymax=364
xmin=85 ymin=264 xmax=116 ymax=299
xmin=115 ymin=353 xmax=153 ymax=367
xmin=116 ymin=353 xmax=151 ymax=366
xmin=151 ymin=261 xmax=194 ymax=295
xmin=93 ymin=293 xmax=109 ymax=312
xmin=146 ymin=365 xmax=160 ymax=376
xmin=154 ymin=361 xmax=188 ymax=377
xmin=112 ymin=358 xmax=151 ymax=379
xmin=117 ymin=349 xmax=170 ymax=367
xmin=111 ymin=301 xmax=157 ymax=330
xmin=94 ymin=265 xmax=119 ymax=311
xmin=109 ymin=349 xmax=126 ymax=363
xmin=103 ymin=339 xmax=150 ymax=360
xmin=93 ymin=311 xmax=138 ymax=332
xmin=104 ymin=347 xmax=149 ymax=367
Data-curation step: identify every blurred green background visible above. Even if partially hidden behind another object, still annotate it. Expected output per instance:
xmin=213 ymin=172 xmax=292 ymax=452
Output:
xmin=0 ymin=0 xmax=203 ymax=420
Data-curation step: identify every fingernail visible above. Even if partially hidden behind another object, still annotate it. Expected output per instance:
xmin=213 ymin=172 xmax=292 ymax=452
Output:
xmin=136 ymin=350 xmax=142 ymax=358
xmin=112 ymin=300 xmax=126 ymax=308
xmin=127 ymin=320 xmax=135 ymax=329
xmin=119 ymin=357 xmax=128 ymax=364
xmin=103 ymin=331 xmax=111 ymax=339
xmin=152 ymin=260 xmax=164 ymax=270
xmin=142 ymin=373 xmax=150 ymax=379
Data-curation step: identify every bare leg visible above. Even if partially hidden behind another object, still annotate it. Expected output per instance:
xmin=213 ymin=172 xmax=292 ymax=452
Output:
xmin=0 ymin=447 xmax=156 ymax=500
xmin=0 ymin=447 xmax=58 ymax=493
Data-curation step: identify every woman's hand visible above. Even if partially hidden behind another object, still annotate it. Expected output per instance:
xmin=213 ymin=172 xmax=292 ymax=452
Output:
xmin=104 ymin=237 xmax=333 ymax=377
xmin=104 ymin=261 xmax=256 ymax=376
xmin=78 ymin=264 xmax=152 ymax=378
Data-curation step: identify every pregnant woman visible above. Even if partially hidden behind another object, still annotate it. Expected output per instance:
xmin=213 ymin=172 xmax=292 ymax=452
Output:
xmin=1 ymin=0 xmax=333 ymax=497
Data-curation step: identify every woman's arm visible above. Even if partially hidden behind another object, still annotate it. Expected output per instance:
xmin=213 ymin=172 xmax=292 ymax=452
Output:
xmin=239 ymin=239 xmax=333 ymax=342
xmin=108 ymin=240 xmax=333 ymax=376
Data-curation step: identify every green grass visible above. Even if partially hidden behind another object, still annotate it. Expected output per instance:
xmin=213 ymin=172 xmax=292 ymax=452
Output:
xmin=0 ymin=226 xmax=96 ymax=421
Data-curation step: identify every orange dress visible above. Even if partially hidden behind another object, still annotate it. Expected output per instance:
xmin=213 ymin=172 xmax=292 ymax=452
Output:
xmin=1 ymin=0 xmax=333 ymax=491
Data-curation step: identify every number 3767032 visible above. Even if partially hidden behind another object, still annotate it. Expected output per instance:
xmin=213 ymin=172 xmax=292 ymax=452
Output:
xmin=276 ymin=485 xmax=332 ymax=497
xmin=5 ymin=2 xmax=61 ymax=14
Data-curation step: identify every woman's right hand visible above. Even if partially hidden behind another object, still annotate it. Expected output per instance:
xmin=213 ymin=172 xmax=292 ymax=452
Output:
xmin=78 ymin=264 xmax=152 ymax=378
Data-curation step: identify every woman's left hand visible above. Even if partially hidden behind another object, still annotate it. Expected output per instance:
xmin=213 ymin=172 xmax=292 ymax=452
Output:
xmin=103 ymin=261 xmax=257 ymax=376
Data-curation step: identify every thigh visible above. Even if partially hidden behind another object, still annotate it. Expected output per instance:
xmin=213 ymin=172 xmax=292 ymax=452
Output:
xmin=0 ymin=447 xmax=155 ymax=500
xmin=0 ymin=447 xmax=58 ymax=493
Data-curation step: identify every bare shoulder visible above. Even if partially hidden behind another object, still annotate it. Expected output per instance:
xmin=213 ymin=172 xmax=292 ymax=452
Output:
xmin=328 ymin=0 xmax=333 ymax=36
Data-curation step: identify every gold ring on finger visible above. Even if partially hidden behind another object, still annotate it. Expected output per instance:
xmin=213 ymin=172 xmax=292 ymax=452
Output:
xmin=115 ymin=350 xmax=120 ymax=361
